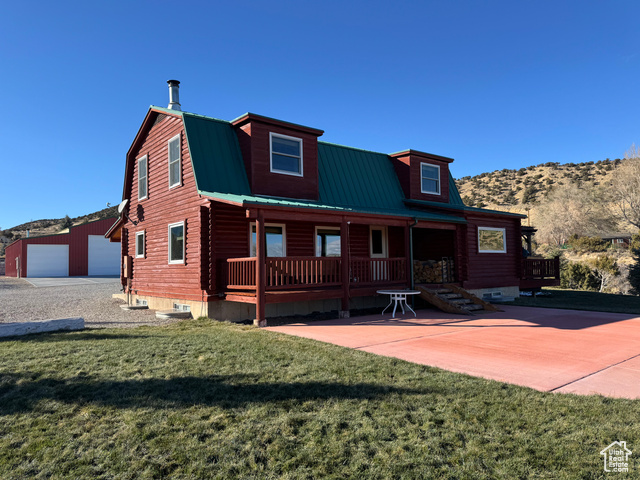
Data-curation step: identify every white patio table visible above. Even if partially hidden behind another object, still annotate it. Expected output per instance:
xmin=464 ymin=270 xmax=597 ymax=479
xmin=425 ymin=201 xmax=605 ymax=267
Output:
xmin=376 ymin=289 xmax=421 ymax=317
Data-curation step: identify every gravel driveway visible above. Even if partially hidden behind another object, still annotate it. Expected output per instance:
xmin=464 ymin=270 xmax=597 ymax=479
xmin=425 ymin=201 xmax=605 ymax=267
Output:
xmin=0 ymin=277 xmax=178 ymax=328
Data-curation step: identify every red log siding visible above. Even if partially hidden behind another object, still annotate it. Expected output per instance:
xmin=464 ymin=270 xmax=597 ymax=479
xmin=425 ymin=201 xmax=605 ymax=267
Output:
xmin=233 ymin=118 xmax=320 ymax=200
xmin=390 ymin=152 xmax=450 ymax=203
xmin=286 ymin=222 xmax=316 ymax=257
xmin=455 ymin=224 xmax=468 ymax=284
xmin=3 ymin=218 xmax=117 ymax=277
xmin=348 ymin=224 xmax=370 ymax=258
xmin=461 ymin=214 xmax=522 ymax=290
xmin=388 ymin=226 xmax=405 ymax=258
xmin=391 ymin=156 xmax=411 ymax=198
xmin=213 ymin=203 xmax=251 ymax=291
xmin=124 ymin=114 xmax=210 ymax=301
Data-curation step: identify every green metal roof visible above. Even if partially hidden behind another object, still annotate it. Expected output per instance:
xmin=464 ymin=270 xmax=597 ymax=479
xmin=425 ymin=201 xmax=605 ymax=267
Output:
xmin=318 ymin=142 xmax=407 ymax=212
xmin=149 ymin=107 xmax=251 ymax=196
xmin=166 ymin=106 xmax=471 ymax=224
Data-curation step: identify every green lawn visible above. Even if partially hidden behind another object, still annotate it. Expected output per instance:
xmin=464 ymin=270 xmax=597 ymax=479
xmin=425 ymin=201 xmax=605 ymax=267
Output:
xmin=1 ymin=320 xmax=638 ymax=479
xmin=510 ymin=288 xmax=640 ymax=314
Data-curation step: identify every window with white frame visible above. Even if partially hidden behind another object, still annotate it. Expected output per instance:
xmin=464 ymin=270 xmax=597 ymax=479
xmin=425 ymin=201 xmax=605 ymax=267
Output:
xmin=270 ymin=133 xmax=303 ymax=176
xmin=420 ymin=163 xmax=441 ymax=195
xmin=316 ymin=227 xmax=341 ymax=257
xmin=478 ymin=227 xmax=506 ymax=253
xmin=135 ymin=231 xmax=145 ymax=258
xmin=168 ymin=222 xmax=185 ymax=263
xmin=250 ymin=223 xmax=286 ymax=257
xmin=168 ymin=135 xmax=181 ymax=188
xmin=137 ymin=155 xmax=148 ymax=200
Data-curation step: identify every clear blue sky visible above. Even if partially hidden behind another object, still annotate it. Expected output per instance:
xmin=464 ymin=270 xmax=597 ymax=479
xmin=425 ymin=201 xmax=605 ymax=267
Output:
xmin=2 ymin=1 xmax=640 ymax=228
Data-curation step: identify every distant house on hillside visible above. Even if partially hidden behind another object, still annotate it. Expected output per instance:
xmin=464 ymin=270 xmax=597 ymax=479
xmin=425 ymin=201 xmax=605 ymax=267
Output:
xmin=105 ymin=80 xmax=559 ymax=326
xmin=600 ymin=233 xmax=632 ymax=248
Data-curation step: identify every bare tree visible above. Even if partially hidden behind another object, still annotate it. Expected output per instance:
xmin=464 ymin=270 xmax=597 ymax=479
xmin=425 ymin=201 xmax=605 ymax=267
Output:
xmin=588 ymin=255 xmax=619 ymax=293
xmin=610 ymin=144 xmax=640 ymax=229
xmin=534 ymin=183 xmax=616 ymax=245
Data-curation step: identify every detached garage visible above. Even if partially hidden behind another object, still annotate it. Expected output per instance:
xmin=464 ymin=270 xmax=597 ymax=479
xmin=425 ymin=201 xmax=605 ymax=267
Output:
xmin=4 ymin=217 xmax=120 ymax=278
xmin=27 ymin=244 xmax=70 ymax=277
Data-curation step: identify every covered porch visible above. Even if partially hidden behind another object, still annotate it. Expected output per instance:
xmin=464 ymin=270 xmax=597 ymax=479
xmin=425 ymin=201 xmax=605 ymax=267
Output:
xmin=218 ymin=206 xmax=467 ymax=325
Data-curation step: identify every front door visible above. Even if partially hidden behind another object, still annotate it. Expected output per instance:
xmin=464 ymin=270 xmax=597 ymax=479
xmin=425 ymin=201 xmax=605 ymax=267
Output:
xmin=370 ymin=226 xmax=388 ymax=281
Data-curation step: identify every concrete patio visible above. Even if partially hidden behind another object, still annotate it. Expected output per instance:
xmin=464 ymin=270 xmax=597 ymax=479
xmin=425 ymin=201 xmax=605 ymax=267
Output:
xmin=267 ymin=305 xmax=640 ymax=399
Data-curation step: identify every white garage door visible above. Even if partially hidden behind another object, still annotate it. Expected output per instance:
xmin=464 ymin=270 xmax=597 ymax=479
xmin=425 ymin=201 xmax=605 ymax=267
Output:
xmin=27 ymin=244 xmax=69 ymax=277
xmin=88 ymin=235 xmax=121 ymax=276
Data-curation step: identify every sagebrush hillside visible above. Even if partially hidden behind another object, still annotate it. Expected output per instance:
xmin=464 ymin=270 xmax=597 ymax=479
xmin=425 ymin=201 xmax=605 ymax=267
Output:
xmin=2 ymin=206 xmax=118 ymax=241
xmin=455 ymin=158 xmax=623 ymax=209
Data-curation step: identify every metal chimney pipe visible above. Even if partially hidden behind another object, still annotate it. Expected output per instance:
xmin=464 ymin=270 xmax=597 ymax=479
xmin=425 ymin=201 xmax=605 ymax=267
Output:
xmin=167 ymin=80 xmax=181 ymax=111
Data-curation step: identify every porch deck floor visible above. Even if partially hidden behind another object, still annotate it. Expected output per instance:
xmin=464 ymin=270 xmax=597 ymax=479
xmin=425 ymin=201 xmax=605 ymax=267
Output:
xmin=266 ymin=305 xmax=640 ymax=399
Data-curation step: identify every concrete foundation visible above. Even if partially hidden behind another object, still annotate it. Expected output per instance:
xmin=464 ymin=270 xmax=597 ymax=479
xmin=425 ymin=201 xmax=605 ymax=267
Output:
xmin=115 ymin=293 xmax=390 ymax=323
xmin=467 ymin=286 xmax=520 ymax=300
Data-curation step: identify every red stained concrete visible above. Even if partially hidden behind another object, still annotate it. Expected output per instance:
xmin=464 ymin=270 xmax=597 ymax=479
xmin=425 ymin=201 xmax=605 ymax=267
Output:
xmin=266 ymin=305 xmax=640 ymax=399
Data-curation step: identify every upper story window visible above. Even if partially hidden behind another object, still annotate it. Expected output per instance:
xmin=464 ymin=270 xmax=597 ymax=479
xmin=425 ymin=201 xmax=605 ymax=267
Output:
xmin=135 ymin=231 xmax=145 ymax=258
xmin=270 ymin=133 xmax=303 ymax=176
xmin=168 ymin=222 xmax=185 ymax=264
xmin=478 ymin=227 xmax=506 ymax=253
xmin=420 ymin=163 xmax=440 ymax=195
xmin=168 ymin=135 xmax=181 ymax=188
xmin=137 ymin=155 xmax=148 ymax=200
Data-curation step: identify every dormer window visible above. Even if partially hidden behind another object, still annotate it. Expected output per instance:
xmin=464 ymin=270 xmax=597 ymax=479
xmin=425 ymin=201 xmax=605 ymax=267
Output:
xmin=270 ymin=133 xmax=303 ymax=176
xmin=168 ymin=135 xmax=181 ymax=188
xmin=420 ymin=163 xmax=440 ymax=195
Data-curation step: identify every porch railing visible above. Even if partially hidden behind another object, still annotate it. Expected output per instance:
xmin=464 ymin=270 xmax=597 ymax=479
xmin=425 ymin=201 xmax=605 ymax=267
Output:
xmin=349 ymin=257 xmax=406 ymax=286
xmin=227 ymin=257 xmax=257 ymax=289
xmin=266 ymin=257 xmax=341 ymax=289
xmin=226 ymin=256 xmax=407 ymax=290
xmin=522 ymin=257 xmax=560 ymax=279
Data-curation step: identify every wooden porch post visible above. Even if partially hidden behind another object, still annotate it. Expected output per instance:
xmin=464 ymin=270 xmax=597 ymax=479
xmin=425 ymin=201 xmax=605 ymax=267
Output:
xmin=405 ymin=223 xmax=413 ymax=289
xmin=255 ymin=210 xmax=267 ymax=327
xmin=339 ymin=218 xmax=350 ymax=318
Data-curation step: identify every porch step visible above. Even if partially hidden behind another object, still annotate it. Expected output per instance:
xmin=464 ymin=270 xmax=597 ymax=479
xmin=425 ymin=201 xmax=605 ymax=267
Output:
xmin=440 ymin=293 xmax=463 ymax=300
xmin=417 ymin=284 xmax=502 ymax=315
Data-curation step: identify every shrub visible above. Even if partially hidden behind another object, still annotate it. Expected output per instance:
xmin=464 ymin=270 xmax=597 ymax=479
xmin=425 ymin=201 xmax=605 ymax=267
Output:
xmin=629 ymin=233 xmax=640 ymax=295
xmin=567 ymin=235 xmax=609 ymax=254
xmin=561 ymin=262 xmax=599 ymax=291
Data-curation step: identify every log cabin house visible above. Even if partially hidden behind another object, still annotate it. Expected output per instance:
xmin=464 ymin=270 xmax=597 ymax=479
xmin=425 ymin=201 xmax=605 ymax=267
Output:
xmin=106 ymin=81 xmax=558 ymax=326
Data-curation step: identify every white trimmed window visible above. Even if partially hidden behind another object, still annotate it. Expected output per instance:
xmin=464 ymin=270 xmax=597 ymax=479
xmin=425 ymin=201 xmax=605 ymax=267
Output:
xmin=168 ymin=135 xmax=181 ymax=188
xmin=478 ymin=227 xmax=506 ymax=253
xmin=270 ymin=133 xmax=303 ymax=176
xmin=316 ymin=227 xmax=341 ymax=257
xmin=138 ymin=155 xmax=148 ymax=200
xmin=135 ymin=231 xmax=145 ymax=258
xmin=250 ymin=223 xmax=286 ymax=257
xmin=168 ymin=222 xmax=185 ymax=264
xmin=420 ymin=162 xmax=441 ymax=195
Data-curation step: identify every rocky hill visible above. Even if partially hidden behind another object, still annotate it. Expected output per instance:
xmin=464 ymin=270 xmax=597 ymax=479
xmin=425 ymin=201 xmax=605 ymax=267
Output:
xmin=455 ymin=158 xmax=624 ymax=210
xmin=2 ymin=206 xmax=118 ymax=242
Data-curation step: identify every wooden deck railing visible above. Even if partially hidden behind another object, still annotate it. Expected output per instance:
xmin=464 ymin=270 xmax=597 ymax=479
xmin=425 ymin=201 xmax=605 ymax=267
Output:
xmin=266 ymin=257 xmax=341 ymax=289
xmin=227 ymin=257 xmax=257 ymax=289
xmin=226 ymin=256 xmax=407 ymax=290
xmin=522 ymin=257 xmax=560 ymax=279
xmin=350 ymin=257 xmax=406 ymax=285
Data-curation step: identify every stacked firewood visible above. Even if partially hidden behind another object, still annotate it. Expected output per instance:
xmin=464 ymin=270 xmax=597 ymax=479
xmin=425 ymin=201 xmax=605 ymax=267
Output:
xmin=413 ymin=259 xmax=454 ymax=283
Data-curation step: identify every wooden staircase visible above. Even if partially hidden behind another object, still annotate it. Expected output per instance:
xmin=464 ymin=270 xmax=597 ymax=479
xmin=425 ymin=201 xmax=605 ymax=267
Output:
xmin=416 ymin=284 xmax=502 ymax=315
